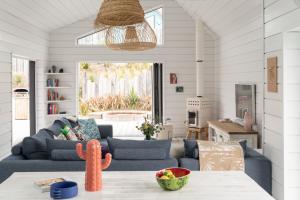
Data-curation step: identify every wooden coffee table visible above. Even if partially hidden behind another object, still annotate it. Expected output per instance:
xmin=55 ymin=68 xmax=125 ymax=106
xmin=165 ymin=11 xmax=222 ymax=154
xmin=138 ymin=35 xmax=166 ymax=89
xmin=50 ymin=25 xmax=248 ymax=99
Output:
xmin=0 ymin=171 xmax=274 ymax=200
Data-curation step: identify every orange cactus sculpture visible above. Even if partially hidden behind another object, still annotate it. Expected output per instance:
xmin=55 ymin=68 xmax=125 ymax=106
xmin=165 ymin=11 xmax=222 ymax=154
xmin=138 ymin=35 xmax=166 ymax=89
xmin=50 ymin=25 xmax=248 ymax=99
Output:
xmin=76 ymin=139 xmax=112 ymax=192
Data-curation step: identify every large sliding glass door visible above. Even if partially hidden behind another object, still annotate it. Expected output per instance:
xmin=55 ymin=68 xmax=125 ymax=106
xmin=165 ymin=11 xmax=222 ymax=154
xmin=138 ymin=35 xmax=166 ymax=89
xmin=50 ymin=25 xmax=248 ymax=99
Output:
xmin=78 ymin=62 xmax=163 ymax=138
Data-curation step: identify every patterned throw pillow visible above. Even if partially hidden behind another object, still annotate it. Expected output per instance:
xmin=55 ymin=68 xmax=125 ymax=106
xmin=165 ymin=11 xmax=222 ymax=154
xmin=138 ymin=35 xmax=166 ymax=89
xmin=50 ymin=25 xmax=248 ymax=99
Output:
xmin=77 ymin=118 xmax=101 ymax=140
xmin=70 ymin=126 xmax=87 ymax=141
xmin=56 ymin=125 xmax=85 ymax=141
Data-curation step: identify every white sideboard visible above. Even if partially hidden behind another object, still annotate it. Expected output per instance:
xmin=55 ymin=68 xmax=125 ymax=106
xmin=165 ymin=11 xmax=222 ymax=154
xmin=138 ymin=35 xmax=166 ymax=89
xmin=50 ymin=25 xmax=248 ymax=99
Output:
xmin=208 ymin=121 xmax=258 ymax=149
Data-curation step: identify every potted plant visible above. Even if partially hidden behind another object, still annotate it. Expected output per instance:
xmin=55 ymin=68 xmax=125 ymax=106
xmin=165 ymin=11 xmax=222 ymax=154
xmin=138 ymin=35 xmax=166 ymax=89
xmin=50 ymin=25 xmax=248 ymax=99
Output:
xmin=136 ymin=117 xmax=163 ymax=140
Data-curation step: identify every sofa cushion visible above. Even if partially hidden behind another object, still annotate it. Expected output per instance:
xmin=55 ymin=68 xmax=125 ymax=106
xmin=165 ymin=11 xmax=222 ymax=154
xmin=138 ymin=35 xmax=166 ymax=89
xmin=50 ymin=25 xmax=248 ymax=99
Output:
xmin=98 ymin=125 xmax=113 ymax=139
xmin=78 ymin=118 xmax=101 ymax=140
xmin=107 ymin=138 xmax=171 ymax=159
xmin=113 ymin=148 xmax=167 ymax=160
xmin=106 ymin=158 xmax=178 ymax=171
xmin=46 ymin=139 xmax=86 ymax=154
xmin=51 ymin=150 xmax=82 ymax=161
xmin=183 ymin=139 xmax=197 ymax=158
xmin=239 ymin=140 xmax=247 ymax=156
xmin=22 ymin=129 xmax=53 ymax=159
xmin=46 ymin=139 xmax=109 ymax=159
xmin=11 ymin=142 xmax=23 ymax=155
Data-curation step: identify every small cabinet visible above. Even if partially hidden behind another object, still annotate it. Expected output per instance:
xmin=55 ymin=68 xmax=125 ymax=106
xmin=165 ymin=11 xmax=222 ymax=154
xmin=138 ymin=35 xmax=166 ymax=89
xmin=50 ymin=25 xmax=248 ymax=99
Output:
xmin=208 ymin=121 xmax=258 ymax=149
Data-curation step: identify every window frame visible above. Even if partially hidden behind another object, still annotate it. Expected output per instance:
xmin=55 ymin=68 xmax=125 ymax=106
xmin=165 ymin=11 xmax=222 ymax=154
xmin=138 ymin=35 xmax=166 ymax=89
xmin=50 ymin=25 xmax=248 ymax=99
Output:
xmin=75 ymin=6 xmax=164 ymax=47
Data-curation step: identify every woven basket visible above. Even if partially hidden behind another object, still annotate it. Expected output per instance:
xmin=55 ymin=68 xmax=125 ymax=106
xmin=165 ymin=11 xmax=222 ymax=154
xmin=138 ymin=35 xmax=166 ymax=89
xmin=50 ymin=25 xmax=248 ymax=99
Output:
xmin=95 ymin=0 xmax=144 ymax=28
xmin=105 ymin=20 xmax=157 ymax=51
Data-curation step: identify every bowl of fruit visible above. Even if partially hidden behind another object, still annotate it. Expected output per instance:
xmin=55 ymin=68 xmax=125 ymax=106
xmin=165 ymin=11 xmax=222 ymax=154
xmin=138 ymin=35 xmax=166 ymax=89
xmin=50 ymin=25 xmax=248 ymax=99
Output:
xmin=156 ymin=168 xmax=191 ymax=191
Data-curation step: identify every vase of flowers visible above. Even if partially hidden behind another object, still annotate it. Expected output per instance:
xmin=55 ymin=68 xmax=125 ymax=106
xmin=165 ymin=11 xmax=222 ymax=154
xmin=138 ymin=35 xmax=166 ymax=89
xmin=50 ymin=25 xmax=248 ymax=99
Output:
xmin=136 ymin=117 xmax=163 ymax=140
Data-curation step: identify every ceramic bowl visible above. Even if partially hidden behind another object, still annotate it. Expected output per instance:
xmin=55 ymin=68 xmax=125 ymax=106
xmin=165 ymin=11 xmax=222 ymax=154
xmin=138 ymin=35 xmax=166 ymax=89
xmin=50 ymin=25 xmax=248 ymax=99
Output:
xmin=156 ymin=168 xmax=190 ymax=191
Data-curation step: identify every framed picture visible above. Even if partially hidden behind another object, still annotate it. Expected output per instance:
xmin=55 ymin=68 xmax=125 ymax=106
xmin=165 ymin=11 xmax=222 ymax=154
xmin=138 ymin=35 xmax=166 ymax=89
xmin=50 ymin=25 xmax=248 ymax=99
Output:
xmin=170 ymin=73 xmax=177 ymax=84
xmin=267 ymin=57 xmax=278 ymax=93
xmin=176 ymin=86 xmax=184 ymax=93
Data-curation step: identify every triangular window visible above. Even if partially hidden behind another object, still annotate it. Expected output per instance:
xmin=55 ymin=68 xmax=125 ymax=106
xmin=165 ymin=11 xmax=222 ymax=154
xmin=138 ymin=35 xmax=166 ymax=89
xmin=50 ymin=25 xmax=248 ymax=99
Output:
xmin=77 ymin=7 xmax=163 ymax=46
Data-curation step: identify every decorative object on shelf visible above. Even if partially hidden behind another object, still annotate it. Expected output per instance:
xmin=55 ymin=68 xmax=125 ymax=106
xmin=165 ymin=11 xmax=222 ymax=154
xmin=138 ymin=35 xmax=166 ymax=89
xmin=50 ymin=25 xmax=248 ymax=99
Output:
xmin=94 ymin=0 xmax=144 ymax=29
xmin=50 ymin=181 xmax=78 ymax=199
xmin=59 ymin=68 xmax=64 ymax=73
xmin=243 ymin=111 xmax=253 ymax=131
xmin=176 ymin=86 xmax=184 ymax=93
xmin=59 ymin=96 xmax=66 ymax=101
xmin=105 ymin=20 xmax=157 ymax=51
xmin=52 ymin=65 xmax=57 ymax=73
xmin=59 ymin=111 xmax=67 ymax=114
xmin=267 ymin=56 xmax=278 ymax=93
xmin=76 ymin=140 xmax=112 ymax=192
xmin=156 ymin=168 xmax=190 ymax=191
xmin=170 ymin=73 xmax=177 ymax=84
xmin=136 ymin=117 xmax=163 ymax=140
xmin=48 ymin=69 xmax=51 ymax=73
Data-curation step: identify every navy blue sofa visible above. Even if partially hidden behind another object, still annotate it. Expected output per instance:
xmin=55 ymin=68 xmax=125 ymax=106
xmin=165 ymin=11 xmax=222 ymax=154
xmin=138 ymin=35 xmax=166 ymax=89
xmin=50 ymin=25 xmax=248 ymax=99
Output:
xmin=0 ymin=121 xmax=177 ymax=184
xmin=0 ymin=120 xmax=271 ymax=195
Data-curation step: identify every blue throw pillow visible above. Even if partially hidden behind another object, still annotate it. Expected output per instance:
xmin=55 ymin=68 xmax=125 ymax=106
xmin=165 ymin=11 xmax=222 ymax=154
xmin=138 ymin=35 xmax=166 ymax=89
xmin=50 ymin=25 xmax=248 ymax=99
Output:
xmin=183 ymin=139 xmax=198 ymax=158
xmin=78 ymin=118 xmax=101 ymax=140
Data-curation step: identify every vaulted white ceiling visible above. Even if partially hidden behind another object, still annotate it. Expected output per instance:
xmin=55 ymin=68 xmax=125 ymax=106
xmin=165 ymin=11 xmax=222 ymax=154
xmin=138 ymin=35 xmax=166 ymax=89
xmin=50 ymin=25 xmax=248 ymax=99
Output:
xmin=0 ymin=0 xmax=262 ymax=36
xmin=0 ymin=0 xmax=103 ymax=32
xmin=175 ymin=0 xmax=262 ymax=36
xmin=1 ymin=0 xmax=211 ymax=33
xmin=1 ymin=0 xmax=201 ymax=33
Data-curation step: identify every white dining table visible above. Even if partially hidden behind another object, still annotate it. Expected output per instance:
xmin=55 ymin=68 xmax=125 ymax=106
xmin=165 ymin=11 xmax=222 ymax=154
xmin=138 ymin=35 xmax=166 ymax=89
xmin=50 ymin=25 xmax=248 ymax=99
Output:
xmin=0 ymin=171 xmax=275 ymax=200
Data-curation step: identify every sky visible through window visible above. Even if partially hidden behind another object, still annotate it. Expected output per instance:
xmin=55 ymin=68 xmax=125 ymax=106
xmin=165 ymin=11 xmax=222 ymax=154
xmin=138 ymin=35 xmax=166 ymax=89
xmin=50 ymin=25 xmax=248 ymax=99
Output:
xmin=77 ymin=7 xmax=163 ymax=46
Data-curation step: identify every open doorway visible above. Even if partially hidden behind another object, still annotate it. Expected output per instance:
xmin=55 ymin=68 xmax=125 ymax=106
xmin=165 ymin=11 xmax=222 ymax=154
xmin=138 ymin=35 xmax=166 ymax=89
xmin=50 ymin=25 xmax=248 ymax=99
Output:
xmin=78 ymin=62 xmax=162 ymax=138
xmin=12 ymin=57 xmax=35 ymax=145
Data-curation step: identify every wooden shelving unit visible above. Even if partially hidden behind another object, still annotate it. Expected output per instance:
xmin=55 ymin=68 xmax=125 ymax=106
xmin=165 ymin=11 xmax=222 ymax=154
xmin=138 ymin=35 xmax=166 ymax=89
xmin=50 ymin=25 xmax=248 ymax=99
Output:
xmin=45 ymin=71 xmax=73 ymax=117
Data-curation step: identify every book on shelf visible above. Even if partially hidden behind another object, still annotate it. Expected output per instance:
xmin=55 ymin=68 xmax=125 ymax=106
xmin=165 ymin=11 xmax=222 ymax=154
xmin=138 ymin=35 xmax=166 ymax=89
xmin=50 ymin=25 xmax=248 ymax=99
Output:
xmin=34 ymin=178 xmax=65 ymax=193
xmin=46 ymin=79 xmax=59 ymax=87
xmin=47 ymin=89 xmax=59 ymax=101
xmin=48 ymin=103 xmax=59 ymax=115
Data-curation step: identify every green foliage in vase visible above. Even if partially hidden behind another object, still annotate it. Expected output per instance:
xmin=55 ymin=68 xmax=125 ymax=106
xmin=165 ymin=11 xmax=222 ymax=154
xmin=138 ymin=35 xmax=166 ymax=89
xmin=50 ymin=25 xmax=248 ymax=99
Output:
xmin=136 ymin=117 xmax=163 ymax=140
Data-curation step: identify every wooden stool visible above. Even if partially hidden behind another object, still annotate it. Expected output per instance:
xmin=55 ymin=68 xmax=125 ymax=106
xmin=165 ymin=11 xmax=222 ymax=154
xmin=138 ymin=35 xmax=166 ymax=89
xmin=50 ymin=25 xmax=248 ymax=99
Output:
xmin=186 ymin=127 xmax=209 ymax=140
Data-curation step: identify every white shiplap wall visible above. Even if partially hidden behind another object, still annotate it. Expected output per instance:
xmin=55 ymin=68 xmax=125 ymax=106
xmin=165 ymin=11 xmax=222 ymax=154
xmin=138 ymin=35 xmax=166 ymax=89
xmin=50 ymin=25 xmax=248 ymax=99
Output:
xmin=213 ymin=0 xmax=264 ymax=138
xmin=203 ymin=27 xmax=216 ymax=117
xmin=264 ymin=32 xmax=284 ymax=200
xmin=177 ymin=0 xmax=264 ymax=139
xmin=0 ymin=51 xmax=12 ymax=159
xmin=283 ymin=31 xmax=300 ymax=200
xmin=264 ymin=0 xmax=300 ymax=199
xmin=0 ymin=7 xmax=49 ymax=159
xmin=46 ymin=0 xmax=196 ymax=137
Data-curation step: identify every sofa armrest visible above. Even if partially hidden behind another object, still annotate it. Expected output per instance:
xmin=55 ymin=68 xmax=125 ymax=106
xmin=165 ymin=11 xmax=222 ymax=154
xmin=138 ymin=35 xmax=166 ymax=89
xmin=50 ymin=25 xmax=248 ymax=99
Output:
xmin=11 ymin=142 xmax=23 ymax=155
xmin=98 ymin=125 xmax=113 ymax=139
xmin=245 ymin=156 xmax=272 ymax=194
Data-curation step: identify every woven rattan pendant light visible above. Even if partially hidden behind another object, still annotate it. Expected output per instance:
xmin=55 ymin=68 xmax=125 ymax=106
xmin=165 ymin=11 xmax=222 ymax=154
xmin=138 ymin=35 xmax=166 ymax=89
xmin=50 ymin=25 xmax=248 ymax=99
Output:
xmin=105 ymin=20 xmax=157 ymax=51
xmin=94 ymin=0 xmax=144 ymax=29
